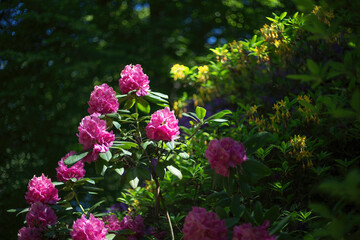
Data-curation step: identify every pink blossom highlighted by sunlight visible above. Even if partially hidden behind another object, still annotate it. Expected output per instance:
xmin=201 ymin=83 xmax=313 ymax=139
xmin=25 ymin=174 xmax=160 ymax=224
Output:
xmin=182 ymin=207 xmax=228 ymax=240
xmin=77 ymin=113 xmax=115 ymax=163
xmin=205 ymin=137 xmax=247 ymax=177
xmin=88 ymin=83 xmax=119 ymax=115
xmin=146 ymin=107 xmax=180 ymax=141
xmin=70 ymin=214 xmax=107 ymax=240
xmin=25 ymin=174 xmax=60 ymax=205
xmin=119 ymin=64 xmax=150 ymax=96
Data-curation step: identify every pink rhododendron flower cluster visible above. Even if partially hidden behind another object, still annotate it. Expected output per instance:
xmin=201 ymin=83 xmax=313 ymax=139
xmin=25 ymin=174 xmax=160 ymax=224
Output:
xmin=56 ymin=151 xmax=86 ymax=182
xmin=146 ymin=107 xmax=180 ymax=141
xmin=102 ymin=214 xmax=121 ymax=232
xmin=77 ymin=113 xmax=115 ymax=162
xmin=232 ymin=221 xmax=276 ymax=240
xmin=25 ymin=202 xmax=57 ymax=229
xmin=182 ymin=207 xmax=228 ymax=240
xmin=18 ymin=227 xmax=42 ymax=240
xmin=205 ymin=137 xmax=247 ymax=176
xmin=25 ymin=174 xmax=60 ymax=205
xmin=88 ymin=83 xmax=119 ymax=115
xmin=70 ymin=214 xmax=108 ymax=240
xmin=119 ymin=64 xmax=150 ymax=96
xmin=119 ymin=215 xmax=145 ymax=240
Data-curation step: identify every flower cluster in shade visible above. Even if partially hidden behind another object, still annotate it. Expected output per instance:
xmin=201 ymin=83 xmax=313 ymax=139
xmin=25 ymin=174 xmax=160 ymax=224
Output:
xmin=205 ymin=137 xmax=247 ymax=176
xmin=56 ymin=151 xmax=86 ymax=182
xmin=182 ymin=207 xmax=228 ymax=240
xmin=77 ymin=113 xmax=115 ymax=163
xmin=118 ymin=215 xmax=146 ymax=240
xmin=88 ymin=83 xmax=119 ymax=115
xmin=119 ymin=64 xmax=150 ymax=96
xmin=102 ymin=214 xmax=121 ymax=232
xmin=70 ymin=214 xmax=108 ymax=240
xmin=18 ymin=227 xmax=42 ymax=240
xmin=25 ymin=174 xmax=60 ymax=205
xmin=146 ymin=107 xmax=180 ymax=142
xmin=232 ymin=221 xmax=276 ymax=240
xmin=25 ymin=202 xmax=57 ymax=229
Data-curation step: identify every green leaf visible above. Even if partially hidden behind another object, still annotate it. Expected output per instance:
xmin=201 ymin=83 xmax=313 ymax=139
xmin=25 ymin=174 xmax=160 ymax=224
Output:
xmin=309 ymin=203 xmax=332 ymax=219
xmin=307 ymin=59 xmax=319 ymax=74
xmin=88 ymin=200 xmax=106 ymax=213
xmin=150 ymin=91 xmax=169 ymax=99
xmin=144 ymin=93 xmax=169 ymax=106
xmin=230 ymin=195 xmax=243 ymax=217
xmin=287 ymin=74 xmax=318 ymax=81
xmin=254 ymin=201 xmax=263 ymax=224
xmin=225 ymin=217 xmax=240 ymax=228
xmin=292 ymin=0 xmax=315 ymax=12
xmin=106 ymin=234 xmax=116 ymax=240
xmin=112 ymin=141 xmax=139 ymax=149
xmin=270 ymin=215 xmax=291 ymax=235
xmin=124 ymin=98 xmax=136 ymax=109
xmin=136 ymin=97 xmax=150 ymax=114
xmin=64 ymin=152 xmax=89 ymax=165
xmin=266 ymin=17 xmax=277 ymax=22
xmin=113 ymin=121 xmax=121 ymax=129
xmin=115 ymin=168 xmax=124 ymax=176
xmin=195 ymin=106 xmax=207 ymax=120
xmin=244 ymin=132 xmax=274 ymax=155
xmin=243 ymin=159 xmax=271 ymax=176
xmin=166 ymin=141 xmax=175 ymax=150
xmin=205 ymin=109 xmax=232 ymax=122
xmin=167 ymin=165 xmax=183 ymax=179
xmin=127 ymin=168 xmax=140 ymax=189
xmin=16 ymin=208 xmax=29 ymax=216
xmin=129 ymin=177 xmax=139 ymax=189
xmin=264 ymin=206 xmax=280 ymax=223
xmin=179 ymin=152 xmax=189 ymax=159
xmin=99 ymin=150 xmax=112 ymax=162
xmin=279 ymin=12 xmax=287 ymax=20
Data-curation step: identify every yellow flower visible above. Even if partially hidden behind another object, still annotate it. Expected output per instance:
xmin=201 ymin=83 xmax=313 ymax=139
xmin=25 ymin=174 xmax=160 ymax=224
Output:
xmin=198 ymin=65 xmax=209 ymax=75
xmin=170 ymin=64 xmax=187 ymax=81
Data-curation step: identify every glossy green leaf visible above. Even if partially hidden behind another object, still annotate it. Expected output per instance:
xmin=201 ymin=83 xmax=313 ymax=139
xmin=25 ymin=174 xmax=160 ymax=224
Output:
xmin=64 ymin=152 xmax=89 ymax=165
xmin=99 ymin=150 xmax=112 ymax=162
xmin=167 ymin=165 xmax=182 ymax=179
xmin=195 ymin=106 xmax=207 ymax=120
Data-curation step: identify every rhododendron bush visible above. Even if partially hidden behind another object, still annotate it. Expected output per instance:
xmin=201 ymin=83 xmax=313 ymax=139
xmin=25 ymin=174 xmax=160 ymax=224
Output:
xmin=11 ymin=2 xmax=360 ymax=239
xmin=13 ymin=63 xmax=272 ymax=240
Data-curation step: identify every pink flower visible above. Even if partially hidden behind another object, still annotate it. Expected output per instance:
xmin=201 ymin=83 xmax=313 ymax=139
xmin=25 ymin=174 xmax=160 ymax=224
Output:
xmin=182 ymin=207 xmax=228 ymax=240
xmin=119 ymin=215 xmax=145 ymax=240
xmin=56 ymin=151 xmax=86 ymax=182
xmin=77 ymin=113 xmax=115 ymax=163
xmin=102 ymin=214 xmax=121 ymax=232
xmin=146 ymin=107 xmax=180 ymax=141
xmin=25 ymin=202 xmax=57 ymax=229
xmin=25 ymin=174 xmax=60 ymax=205
xmin=70 ymin=214 xmax=108 ymax=240
xmin=232 ymin=221 xmax=276 ymax=240
xmin=119 ymin=64 xmax=150 ymax=96
xmin=205 ymin=137 xmax=247 ymax=177
xmin=88 ymin=83 xmax=119 ymax=115
xmin=18 ymin=227 xmax=42 ymax=240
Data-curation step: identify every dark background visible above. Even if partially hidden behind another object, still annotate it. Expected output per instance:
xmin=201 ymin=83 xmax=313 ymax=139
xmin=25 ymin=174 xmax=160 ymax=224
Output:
xmin=0 ymin=0 xmax=296 ymax=238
